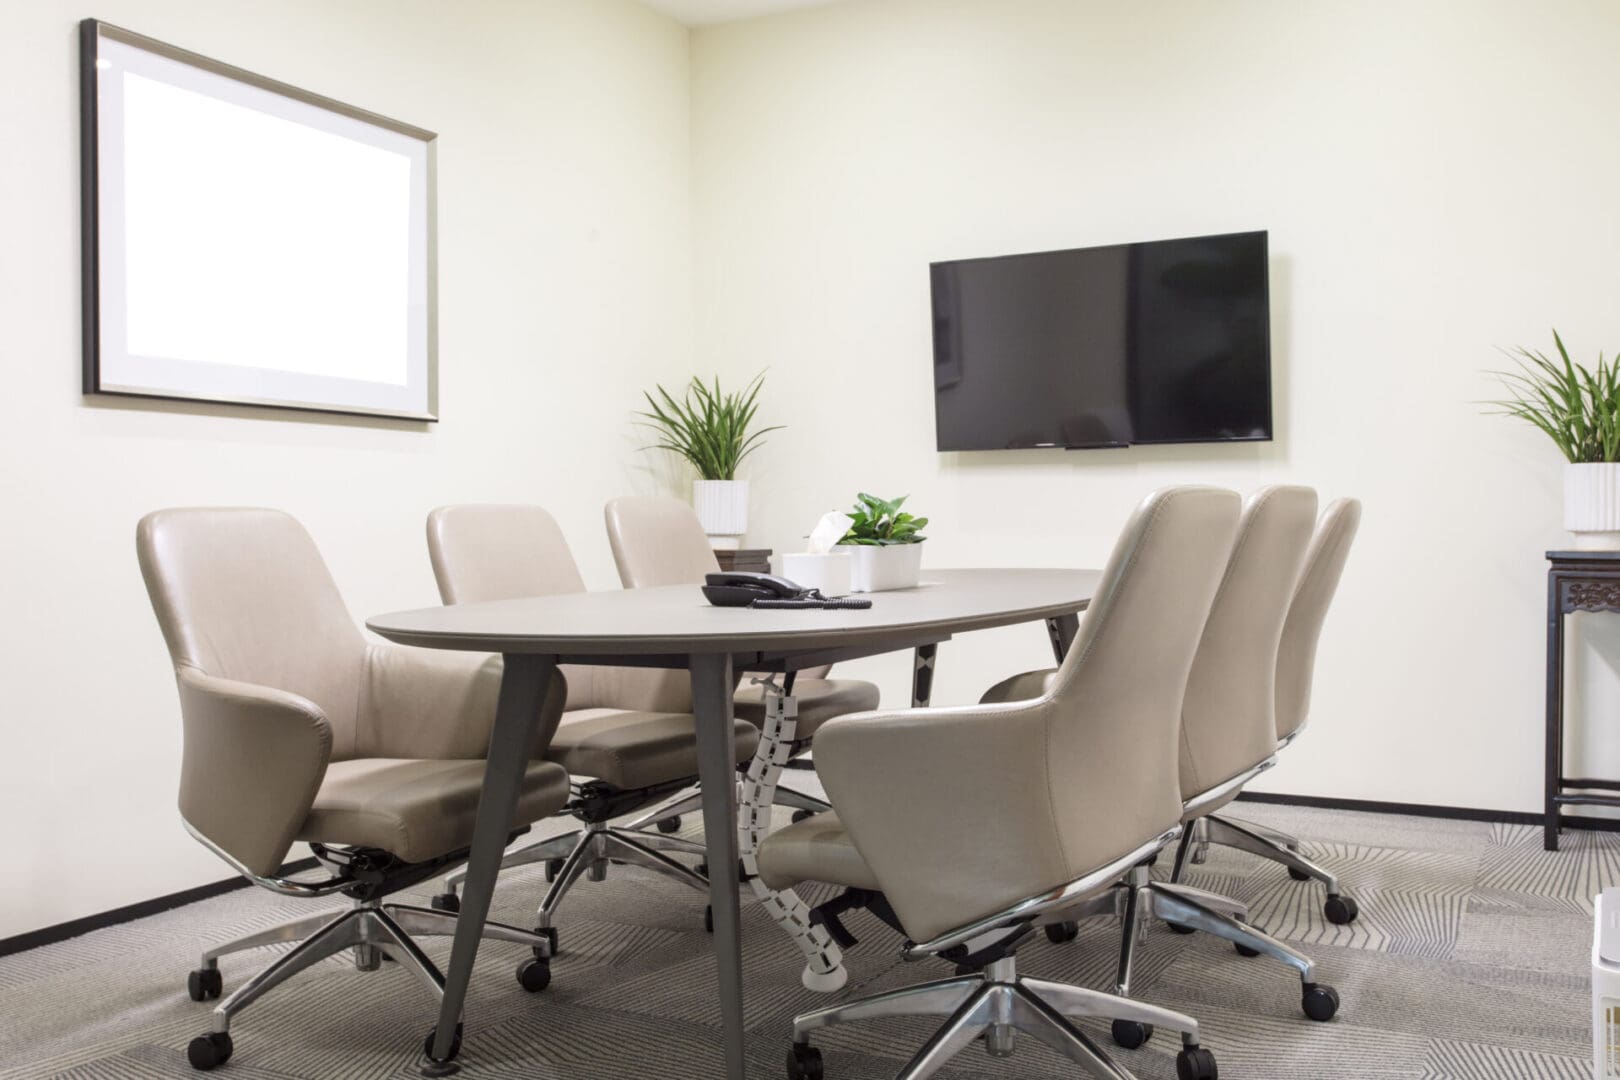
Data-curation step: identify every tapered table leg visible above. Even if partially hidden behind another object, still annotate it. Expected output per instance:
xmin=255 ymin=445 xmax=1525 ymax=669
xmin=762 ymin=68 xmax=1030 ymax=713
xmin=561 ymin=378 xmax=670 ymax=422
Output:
xmin=690 ymin=652 xmax=746 ymax=1080
xmin=422 ymin=653 xmax=557 ymax=1075
xmin=911 ymin=643 xmax=938 ymax=708
xmin=1047 ymin=613 xmax=1079 ymax=664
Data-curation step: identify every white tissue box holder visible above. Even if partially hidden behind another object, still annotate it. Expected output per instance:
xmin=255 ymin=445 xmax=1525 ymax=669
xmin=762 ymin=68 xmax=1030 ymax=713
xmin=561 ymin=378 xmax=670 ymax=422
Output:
xmin=781 ymin=552 xmax=853 ymax=597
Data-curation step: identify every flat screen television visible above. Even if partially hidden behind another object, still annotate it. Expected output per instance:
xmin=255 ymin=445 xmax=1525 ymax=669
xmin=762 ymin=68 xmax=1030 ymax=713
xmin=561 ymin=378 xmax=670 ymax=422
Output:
xmin=930 ymin=230 xmax=1272 ymax=451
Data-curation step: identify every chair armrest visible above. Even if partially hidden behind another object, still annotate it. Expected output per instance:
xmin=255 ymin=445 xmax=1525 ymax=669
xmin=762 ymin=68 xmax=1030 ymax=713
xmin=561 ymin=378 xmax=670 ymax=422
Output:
xmin=175 ymin=666 xmax=332 ymax=878
xmin=360 ymin=645 xmax=568 ymax=760
xmin=979 ymin=668 xmax=1058 ymax=705
xmin=811 ymin=701 xmax=1072 ymax=943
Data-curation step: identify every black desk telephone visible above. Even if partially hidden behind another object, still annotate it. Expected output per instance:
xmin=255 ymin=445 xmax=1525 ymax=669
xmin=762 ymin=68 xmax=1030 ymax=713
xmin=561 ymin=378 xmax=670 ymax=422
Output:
xmin=702 ymin=571 xmax=872 ymax=610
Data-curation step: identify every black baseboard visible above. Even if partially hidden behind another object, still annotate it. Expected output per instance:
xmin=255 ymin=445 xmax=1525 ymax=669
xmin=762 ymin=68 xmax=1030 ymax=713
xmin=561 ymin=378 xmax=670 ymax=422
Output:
xmin=7 ymin=794 xmax=1618 ymax=960
xmin=0 ymin=857 xmax=319 ymax=960
xmin=1235 ymin=790 xmax=1620 ymax=832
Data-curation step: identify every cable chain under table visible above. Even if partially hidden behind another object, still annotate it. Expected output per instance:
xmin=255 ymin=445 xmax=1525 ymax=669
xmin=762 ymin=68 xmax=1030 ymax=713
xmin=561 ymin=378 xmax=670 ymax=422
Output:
xmin=736 ymin=675 xmax=849 ymax=991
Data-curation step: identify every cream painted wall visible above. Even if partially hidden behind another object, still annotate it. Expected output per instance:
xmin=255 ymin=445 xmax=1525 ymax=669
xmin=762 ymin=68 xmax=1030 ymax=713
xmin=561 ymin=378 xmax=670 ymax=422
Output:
xmin=6 ymin=0 xmax=1619 ymax=943
xmin=690 ymin=0 xmax=1620 ymax=813
xmin=0 ymin=0 xmax=693 ymax=938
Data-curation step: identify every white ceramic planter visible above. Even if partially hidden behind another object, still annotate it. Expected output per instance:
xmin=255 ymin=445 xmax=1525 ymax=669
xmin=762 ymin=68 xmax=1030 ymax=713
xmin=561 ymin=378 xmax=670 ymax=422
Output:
xmin=781 ymin=552 xmax=853 ymax=596
xmin=693 ymin=479 xmax=748 ymax=548
xmin=843 ymin=542 xmax=924 ymax=592
xmin=1565 ymin=463 xmax=1620 ymax=550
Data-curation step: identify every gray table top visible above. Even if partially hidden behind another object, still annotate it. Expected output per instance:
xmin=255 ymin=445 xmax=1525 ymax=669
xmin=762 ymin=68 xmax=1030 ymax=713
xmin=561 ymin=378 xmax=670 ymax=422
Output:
xmin=366 ymin=567 xmax=1099 ymax=656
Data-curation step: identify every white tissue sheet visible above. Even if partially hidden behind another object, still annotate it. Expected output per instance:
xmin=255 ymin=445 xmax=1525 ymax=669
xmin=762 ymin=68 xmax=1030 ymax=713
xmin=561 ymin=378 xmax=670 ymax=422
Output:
xmin=807 ymin=512 xmax=855 ymax=554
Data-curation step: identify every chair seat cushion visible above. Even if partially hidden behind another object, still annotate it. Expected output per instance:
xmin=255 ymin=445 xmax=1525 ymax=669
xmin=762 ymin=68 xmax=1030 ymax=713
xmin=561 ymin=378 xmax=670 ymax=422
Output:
xmin=756 ymin=812 xmax=880 ymax=893
xmin=734 ymin=678 xmax=880 ymax=743
xmin=549 ymin=708 xmax=760 ymax=790
xmin=299 ymin=758 xmax=570 ymax=865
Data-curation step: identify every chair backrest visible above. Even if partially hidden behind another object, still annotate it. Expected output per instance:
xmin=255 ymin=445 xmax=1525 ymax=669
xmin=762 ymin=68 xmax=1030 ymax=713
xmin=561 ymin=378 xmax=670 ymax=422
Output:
xmin=1276 ymin=497 xmax=1362 ymax=742
xmin=429 ymin=503 xmax=691 ymax=714
xmin=137 ymin=508 xmax=367 ymax=759
xmin=1041 ymin=485 xmax=1244 ymax=871
xmin=807 ymin=488 xmax=1241 ymax=942
xmin=1177 ymin=485 xmax=1318 ymax=802
xmin=601 ymin=495 xmax=842 ymax=680
xmin=603 ymin=496 xmax=720 ymax=588
xmin=427 ymin=504 xmax=588 ymax=604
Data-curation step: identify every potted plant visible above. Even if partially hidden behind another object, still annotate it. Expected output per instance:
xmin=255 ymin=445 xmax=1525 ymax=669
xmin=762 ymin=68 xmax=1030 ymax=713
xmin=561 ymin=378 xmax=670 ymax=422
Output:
xmin=638 ymin=372 xmax=781 ymax=548
xmin=839 ymin=493 xmax=929 ymax=592
xmin=1488 ymin=331 xmax=1620 ymax=549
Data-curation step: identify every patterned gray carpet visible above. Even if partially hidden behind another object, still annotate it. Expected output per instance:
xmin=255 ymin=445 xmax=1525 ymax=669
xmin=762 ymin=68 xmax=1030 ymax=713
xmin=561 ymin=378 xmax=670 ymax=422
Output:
xmin=0 ymin=800 xmax=1602 ymax=1079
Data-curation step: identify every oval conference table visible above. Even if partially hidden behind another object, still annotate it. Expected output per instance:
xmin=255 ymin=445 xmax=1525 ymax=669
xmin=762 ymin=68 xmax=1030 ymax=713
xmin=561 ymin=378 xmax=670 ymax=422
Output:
xmin=367 ymin=567 xmax=1099 ymax=1078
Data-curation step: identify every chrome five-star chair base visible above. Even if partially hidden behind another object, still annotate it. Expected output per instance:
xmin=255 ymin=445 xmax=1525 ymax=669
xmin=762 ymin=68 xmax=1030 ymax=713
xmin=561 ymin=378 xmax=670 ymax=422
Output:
xmin=185 ymin=898 xmax=553 ymax=1070
xmin=786 ymin=955 xmax=1216 ymax=1080
xmin=1110 ymin=845 xmax=1342 ymax=1025
xmin=434 ymin=817 xmax=712 ymax=949
xmin=622 ymin=779 xmax=832 ymax=835
xmin=1183 ymin=811 xmax=1360 ymax=925
xmin=774 ymin=828 xmax=1221 ymax=1080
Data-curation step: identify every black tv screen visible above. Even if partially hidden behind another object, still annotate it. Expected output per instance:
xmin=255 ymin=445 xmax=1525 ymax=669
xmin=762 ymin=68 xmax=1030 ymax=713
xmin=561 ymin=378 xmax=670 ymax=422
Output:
xmin=930 ymin=230 xmax=1272 ymax=451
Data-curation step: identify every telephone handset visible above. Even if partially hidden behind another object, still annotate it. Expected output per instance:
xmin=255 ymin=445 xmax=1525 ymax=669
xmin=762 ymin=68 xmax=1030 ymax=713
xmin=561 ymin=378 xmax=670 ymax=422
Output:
xmin=702 ymin=571 xmax=872 ymax=610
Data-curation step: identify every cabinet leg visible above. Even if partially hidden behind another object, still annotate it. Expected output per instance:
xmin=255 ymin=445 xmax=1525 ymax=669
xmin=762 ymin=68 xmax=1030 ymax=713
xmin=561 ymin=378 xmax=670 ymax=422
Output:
xmin=1545 ymin=576 xmax=1564 ymax=853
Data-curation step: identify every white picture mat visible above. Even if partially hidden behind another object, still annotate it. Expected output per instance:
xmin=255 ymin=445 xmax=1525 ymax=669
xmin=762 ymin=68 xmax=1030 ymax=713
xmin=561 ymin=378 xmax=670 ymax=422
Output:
xmin=91 ymin=29 xmax=435 ymax=419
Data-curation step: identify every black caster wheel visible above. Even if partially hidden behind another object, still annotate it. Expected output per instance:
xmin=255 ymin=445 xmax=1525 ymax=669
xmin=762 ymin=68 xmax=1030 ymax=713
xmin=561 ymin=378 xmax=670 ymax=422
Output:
xmin=1166 ymin=922 xmax=1197 ymax=935
xmin=791 ymin=809 xmax=816 ymax=824
xmin=1324 ymin=894 xmax=1359 ymax=924
xmin=422 ymin=1023 xmax=464 ymax=1070
xmin=657 ymin=815 xmax=682 ymax=834
xmin=787 ymin=1042 xmax=824 ymax=1080
xmin=187 ymin=968 xmax=222 ymax=1002
xmin=187 ymin=1031 xmax=233 ymax=1071
xmin=517 ymin=957 xmax=552 ymax=992
xmin=1302 ymin=982 xmax=1340 ymax=1022
xmin=696 ymin=862 xmax=707 ymax=878
xmin=1234 ymin=941 xmax=1261 ymax=958
xmin=1110 ymin=1019 xmax=1153 ymax=1049
xmin=1044 ymin=921 xmax=1079 ymax=945
xmin=430 ymin=892 xmax=461 ymax=913
xmin=1288 ymin=866 xmax=1311 ymax=882
xmin=532 ymin=926 xmax=558 ymax=959
xmin=1175 ymin=1044 xmax=1218 ymax=1080
xmin=705 ymin=906 xmax=714 ymax=933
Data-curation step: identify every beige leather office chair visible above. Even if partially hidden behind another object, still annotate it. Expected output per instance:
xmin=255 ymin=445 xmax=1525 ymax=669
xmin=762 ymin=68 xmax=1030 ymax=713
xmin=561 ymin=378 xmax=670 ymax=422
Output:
xmin=602 ymin=495 xmax=880 ymax=829
xmin=1178 ymin=497 xmax=1364 ymax=913
xmin=985 ymin=485 xmax=1342 ymax=1030
xmin=137 ymin=509 xmax=570 ymax=1072
xmin=424 ymin=504 xmax=760 ymax=944
xmin=756 ymin=486 xmax=1239 ymax=1080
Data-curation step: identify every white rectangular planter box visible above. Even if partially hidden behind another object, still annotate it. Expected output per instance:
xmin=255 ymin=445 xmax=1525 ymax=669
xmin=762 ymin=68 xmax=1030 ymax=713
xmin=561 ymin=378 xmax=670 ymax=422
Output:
xmin=780 ymin=552 xmax=853 ymax=596
xmin=842 ymin=542 xmax=924 ymax=593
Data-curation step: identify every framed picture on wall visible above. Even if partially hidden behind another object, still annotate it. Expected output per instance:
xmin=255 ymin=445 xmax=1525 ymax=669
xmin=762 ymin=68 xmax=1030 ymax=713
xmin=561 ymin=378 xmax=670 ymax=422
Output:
xmin=80 ymin=20 xmax=438 ymax=421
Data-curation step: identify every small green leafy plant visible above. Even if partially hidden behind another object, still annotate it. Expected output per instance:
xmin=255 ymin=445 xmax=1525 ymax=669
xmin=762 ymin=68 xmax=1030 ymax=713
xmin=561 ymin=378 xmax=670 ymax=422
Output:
xmin=637 ymin=372 xmax=783 ymax=481
xmin=1487 ymin=331 xmax=1620 ymax=463
xmin=839 ymin=493 xmax=928 ymax=546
